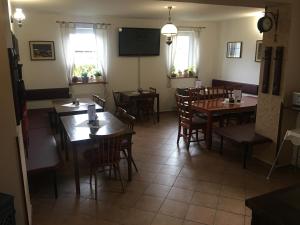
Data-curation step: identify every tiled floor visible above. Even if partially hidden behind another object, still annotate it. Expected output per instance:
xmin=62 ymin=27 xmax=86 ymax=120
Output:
xmin=29 ymin=112 xmax=300 ymax=225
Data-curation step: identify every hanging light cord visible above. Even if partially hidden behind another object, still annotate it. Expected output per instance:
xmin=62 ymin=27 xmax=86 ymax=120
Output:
xmin=168 ymin=6 xmax=172 ymax=22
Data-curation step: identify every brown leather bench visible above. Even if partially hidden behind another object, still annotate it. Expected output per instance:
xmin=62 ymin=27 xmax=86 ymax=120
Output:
xmin=214 ymin=123 xmax=272 ymax=168
xmin=27 ymin=127 xmax=61 ymax=198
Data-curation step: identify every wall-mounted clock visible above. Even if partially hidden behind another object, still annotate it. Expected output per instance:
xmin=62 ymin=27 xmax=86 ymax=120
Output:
xmin=257 ymin=15 xmax=273 ymax=33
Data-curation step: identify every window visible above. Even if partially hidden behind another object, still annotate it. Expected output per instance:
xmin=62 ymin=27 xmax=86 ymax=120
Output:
xmin=168 ymin=30 xmax=200 ymax=77
xmin=70 ymin=27 xmax=98 ymax=78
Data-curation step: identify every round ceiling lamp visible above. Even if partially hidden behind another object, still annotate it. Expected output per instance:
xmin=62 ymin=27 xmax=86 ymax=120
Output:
xmin=161 ymin=6 xmax=177 ymax=45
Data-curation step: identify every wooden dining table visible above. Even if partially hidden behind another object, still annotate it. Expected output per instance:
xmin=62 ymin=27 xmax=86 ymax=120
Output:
xmin=120 ymin=91 xmax=160 ymax=122
xmin=191 ymin=96 xmax=258 ymax=149
xmin=60 ymin=112 xmax=133 ymax=196
xmin=53 ymin=97 xmax=104 ymax=159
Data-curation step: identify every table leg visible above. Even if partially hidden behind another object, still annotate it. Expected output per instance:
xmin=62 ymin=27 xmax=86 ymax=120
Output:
xmin=157 ymin=95 xmax=160 ymax=123
xmin=59 ymin=119 xmax=64 ymax=151
xmin=72 ymin=143 xmax=80 ymax=195
xmin=128 ymin=144 xmax=132 ymax=181
xmin=206 ymin=112 xmax=213 ymax=150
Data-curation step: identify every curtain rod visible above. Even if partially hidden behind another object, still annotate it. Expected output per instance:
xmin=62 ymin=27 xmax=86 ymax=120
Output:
xmin=178 ymin=26 xmax=206 ymax=29
xmin=56 ymin=20 xmax=111 ymax=26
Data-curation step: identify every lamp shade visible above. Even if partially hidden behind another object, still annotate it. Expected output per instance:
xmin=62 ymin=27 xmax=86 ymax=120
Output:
xmin=161 ymin=23 xmax=177 ymax=36
xmin=13 ymin=8 xmax=25 ymax=21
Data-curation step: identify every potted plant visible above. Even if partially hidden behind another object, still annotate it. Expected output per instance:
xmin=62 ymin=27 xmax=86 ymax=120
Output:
xmin=81 ymin=72 xmax=89 ymax=83
xmin=94 ymin=71 xmax=102 ymax=81
xmin=72 ymin=76 xmax=79 ymax=83
xmin=170 ymin=66 xmax=176 ymax=78
xmin=184 ymin=69 xmax=189 ymax=77
xmin=188 ymin=66 xmax=195 ymax=77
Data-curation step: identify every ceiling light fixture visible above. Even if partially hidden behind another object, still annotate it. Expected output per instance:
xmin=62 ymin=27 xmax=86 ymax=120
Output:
xmin=12 ymin=8 xmax=26 ymax=27
xmin=161 ymin=6 xmax=177 ymax=45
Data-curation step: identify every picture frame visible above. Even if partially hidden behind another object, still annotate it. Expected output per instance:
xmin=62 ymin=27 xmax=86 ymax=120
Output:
xmin=226 ymin=41 xmax=242 ymax=58
xmin=255 ymin=40 xmax=263 ymax=62
xmin=29 ymin=41 xmax=55 ymax=61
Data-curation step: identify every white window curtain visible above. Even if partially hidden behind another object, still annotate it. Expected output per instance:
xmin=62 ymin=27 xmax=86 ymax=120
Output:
xmin=59 ymin=22 xmax=75 ymax=84
xmin=93 ymin=24 xmax=109 ymax=82
xmin=166 ymin=28 xmax=201 ymax=76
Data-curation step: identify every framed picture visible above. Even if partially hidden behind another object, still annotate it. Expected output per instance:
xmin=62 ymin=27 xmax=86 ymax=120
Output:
xmin=29 ymin=41 xmax=55 ymax=61
xmin=226 ymin=41 xmax=242 ymax=58
xmin=255 ymin=40 xmax=263 ymax=62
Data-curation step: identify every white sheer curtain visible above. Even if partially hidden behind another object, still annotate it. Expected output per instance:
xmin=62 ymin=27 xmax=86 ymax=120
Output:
xmin=93 ymin=24 xmax=109 ymax=82
xmin=166 ymin=35 xmax=178 ymax=75
xmin=190 ymin=29 xmax=201 ymax=76
xmin=166 ymin=28 xmax=201 ymax=76
xmin=59 ymin=23 xmax=75 ymax=84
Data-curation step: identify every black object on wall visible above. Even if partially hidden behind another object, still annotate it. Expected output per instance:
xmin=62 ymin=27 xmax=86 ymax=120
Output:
xmin=261 ymin=47 xmax=273 ymax=93
xmin=0 ymin=193 xmax=16 ymax=225
xmin=272 ymin=47 xmax=284 ymax=96
xmin=7 ymin=33 xmax=26 ymax=125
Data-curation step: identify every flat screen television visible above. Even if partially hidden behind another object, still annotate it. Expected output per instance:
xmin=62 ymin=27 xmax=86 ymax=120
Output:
xmin=119 ymin=27 xmax=160 ymax=56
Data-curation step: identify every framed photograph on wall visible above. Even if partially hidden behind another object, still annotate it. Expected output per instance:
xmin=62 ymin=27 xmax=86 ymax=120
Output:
xmin=29 ymin=41 xmax=55 ymax=61
xmin=226 ymin=41 xmax=242 ymax=58
xmin=255 ymin=40 xmax=263 ymax=62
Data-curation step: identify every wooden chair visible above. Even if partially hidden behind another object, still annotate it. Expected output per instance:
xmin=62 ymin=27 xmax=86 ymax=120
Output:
xmin=92 ymin=94 xmax=106 ymax=111
xmin=116 ymin=107 xmax=138 ymax=172
xmin=175 ymin=94 xmax=206 ymax=150
xmin=112 ymin=91 xmax=128 ymax=114
xmin=84 ymin=131 xmax=126 ymax=199
xmin=136 ymin=88 xmax=156 ymax=123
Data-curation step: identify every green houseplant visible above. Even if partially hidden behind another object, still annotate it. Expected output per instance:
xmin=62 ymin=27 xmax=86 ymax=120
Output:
xmin=94 ymin=71 xmax=102 ymax=81
xmin=81 ymin=72 xmax=89 ymax=83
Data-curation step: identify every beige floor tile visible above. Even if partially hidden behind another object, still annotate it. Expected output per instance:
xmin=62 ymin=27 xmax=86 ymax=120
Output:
xmin=159 ymin=165 xmax=182 ymax=176
xmin=185 ymin=205 xmax=216 ymax=225
xmin=153 ymin=174 xmax=177 ymax=186
xmin=244 ymin=216 xmax=251 ymax=225
xmin=191 ymin=192 xmax=218 ymax=208
xmin=196 ymin=181 xmax=221 ymax=195
xmin=220 ymin=185 xmax=246 ymax=200
xmin=122 ymin=208 xmax=155 ymax=225
xmin=160 ymin=199 xmax=189 ymax=219
xmin=214 ymin=210 xmax=244 ymax=225
xmin=135 ymin=195 xmax=164 ymax=212
xmin=167 ymin=187 xmax=194 ymax=203
xmin=144 ymin=184 xmax=171 ymax=198
xmin=217 ymin=197 xmax=245 ymax=215
xmin=183 ymin=221 xmax=206 ymax=225
xmin=174 ymin=177 xmax=198 ymax=191
xmin=151 ymin=214 xmax=183 ymax=225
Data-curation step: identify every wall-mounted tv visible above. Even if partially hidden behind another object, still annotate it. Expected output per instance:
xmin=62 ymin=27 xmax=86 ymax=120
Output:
xmin=118 ymin=27 xmax=160 ymax=56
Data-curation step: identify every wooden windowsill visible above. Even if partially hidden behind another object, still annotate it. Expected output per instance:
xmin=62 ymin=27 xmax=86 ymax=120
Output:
xmin=168 ymin=76 xmax=198 ymax=80
xmin=70 ymin=80 xmax=108 ymax=86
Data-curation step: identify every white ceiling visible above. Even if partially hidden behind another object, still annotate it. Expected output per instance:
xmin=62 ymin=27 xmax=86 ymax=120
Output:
xmin=11 ymin=0 xmax=263 ymax=21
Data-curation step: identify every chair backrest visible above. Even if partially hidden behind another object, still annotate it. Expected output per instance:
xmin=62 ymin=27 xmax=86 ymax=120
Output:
xmin=188 ymin=88 xmax=207 ymax=100
xmin=116 ymin=107 xmax=135 ymax=130
xmin=89 ymin=131 xmax=125 ymax=166
xmin=175 ymin=94 xmax=193 ymax=126
xmin=149 ymin=87 xmax=156 ymax=93
xmin=112 ymin=91 xmax=121 ymax=107
xmin=92 ymin=95 xmax=106 ymax=110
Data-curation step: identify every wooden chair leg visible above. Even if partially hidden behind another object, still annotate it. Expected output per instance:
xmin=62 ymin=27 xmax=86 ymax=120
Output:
xmin=53 ymin=171 xmax=58 ymax=199
xmin=243 ymin=144 xmax=250 ymax=169
xmin=220 ymin=136 xmax=224 ymax=155
xmin=187 ymin=129 xmax=192 ymax=150
xmin=94 ymin=171 xmax=98 ymax=200
xmin=177 ymin=125 xmax=181 ymax=144
xmin=89 ymin=167 xmax=92 ymax=186
xmin=116 ymin=164 xmax=125 ymax=192
xmin=122 ymin=149 xmax=138 ymax=172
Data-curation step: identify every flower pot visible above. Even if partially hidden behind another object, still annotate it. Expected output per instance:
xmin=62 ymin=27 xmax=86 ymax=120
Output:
xmin=72 ymin=76 xmax=79 ymax=83
xmin=82 ymin=77 xmax=89 ymax=83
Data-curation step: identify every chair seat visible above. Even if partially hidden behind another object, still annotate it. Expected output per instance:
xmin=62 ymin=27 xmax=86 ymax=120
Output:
xmin=181 ymin=116 xmax=206 ymax=129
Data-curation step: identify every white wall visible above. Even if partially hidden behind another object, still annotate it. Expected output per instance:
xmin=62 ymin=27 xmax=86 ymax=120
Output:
xmin=214 ymin=16 xmax=263 ymax=85
xmin=15 ymin=12 xmax=219 ymax=111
